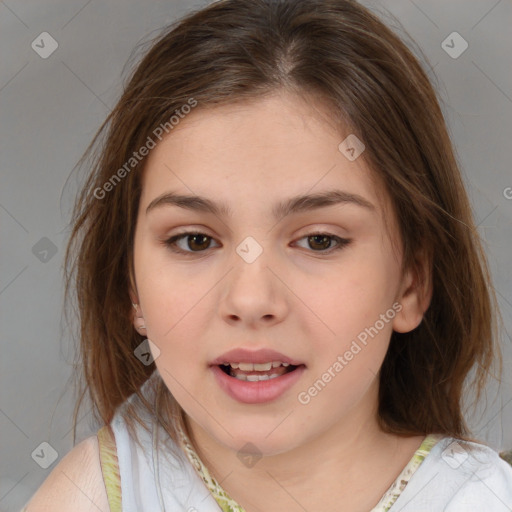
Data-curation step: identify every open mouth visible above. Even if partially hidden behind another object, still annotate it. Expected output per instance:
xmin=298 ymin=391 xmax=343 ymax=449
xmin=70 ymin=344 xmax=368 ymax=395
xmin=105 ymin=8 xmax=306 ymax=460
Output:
xmin=212 ymin=357 xmax=307 ymax=403
xmin=218 ymin=362 xmax=301 ymax=381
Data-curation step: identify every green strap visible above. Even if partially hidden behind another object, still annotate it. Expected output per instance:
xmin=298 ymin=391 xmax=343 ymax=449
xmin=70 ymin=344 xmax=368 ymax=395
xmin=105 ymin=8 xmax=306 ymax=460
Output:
xmin=177 ymin=423 xmax=246 ymax=512
xmin=374 ymin=433 xmax=443 ymax=511
xmin=97 ymin=425 xmax=122 ymax=512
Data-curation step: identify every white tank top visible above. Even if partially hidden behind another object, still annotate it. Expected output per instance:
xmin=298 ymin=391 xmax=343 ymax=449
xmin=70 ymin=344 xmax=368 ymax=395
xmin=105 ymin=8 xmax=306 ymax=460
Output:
xmin=97 ymin=369 xmax=512 ymax=512
xmin=108 ymin=370 xmax=223 ymax=512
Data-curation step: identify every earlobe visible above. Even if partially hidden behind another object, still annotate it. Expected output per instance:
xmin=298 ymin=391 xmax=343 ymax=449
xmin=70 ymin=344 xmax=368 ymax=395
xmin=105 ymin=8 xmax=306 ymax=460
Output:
xmin=392 ymin=258 xmax=433 ymax=334
xmin=129 ymin=290 xmax=147 ymax=334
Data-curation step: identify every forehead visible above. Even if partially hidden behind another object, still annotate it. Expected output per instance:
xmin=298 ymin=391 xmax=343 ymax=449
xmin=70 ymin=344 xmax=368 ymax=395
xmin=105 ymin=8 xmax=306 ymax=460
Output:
xmin=139 ymin=91 xmax=390 ymax=221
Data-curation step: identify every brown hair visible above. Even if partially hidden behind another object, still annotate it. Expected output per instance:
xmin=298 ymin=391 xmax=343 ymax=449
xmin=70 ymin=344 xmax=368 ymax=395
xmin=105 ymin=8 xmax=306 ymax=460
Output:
xmin=64 ymin=0 xmax=502 ymax=448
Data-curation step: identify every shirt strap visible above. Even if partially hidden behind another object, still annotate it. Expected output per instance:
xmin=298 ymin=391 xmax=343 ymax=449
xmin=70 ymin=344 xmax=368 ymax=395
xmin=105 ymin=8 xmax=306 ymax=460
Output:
xmin=97 ymin=425 xmax=122 ymax=512
xmin=372 ymin=433 xmax=444 ymax=511
xmin=177 ymin=422 xmax=246 ymax=512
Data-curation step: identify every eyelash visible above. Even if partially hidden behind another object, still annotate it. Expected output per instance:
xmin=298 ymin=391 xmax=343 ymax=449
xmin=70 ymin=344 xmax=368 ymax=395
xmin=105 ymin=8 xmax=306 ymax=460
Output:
xmin=162 ymin=230 xmax=351 ymax=256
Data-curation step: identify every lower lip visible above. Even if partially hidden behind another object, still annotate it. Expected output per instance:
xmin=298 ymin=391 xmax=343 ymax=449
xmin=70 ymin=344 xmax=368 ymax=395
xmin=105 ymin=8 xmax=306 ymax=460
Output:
xmin=211 ymin=365 xmax=306 ymax=404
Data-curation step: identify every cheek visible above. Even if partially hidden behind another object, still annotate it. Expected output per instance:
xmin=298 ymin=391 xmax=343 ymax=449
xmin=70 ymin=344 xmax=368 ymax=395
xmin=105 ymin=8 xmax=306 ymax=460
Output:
xmin=134 ymin=240 xmax=204 ymax=338
xmin=142 ymin=286 xmax=210 ymax=360
xmin=294 ymin=241 xmax=400 ymax=352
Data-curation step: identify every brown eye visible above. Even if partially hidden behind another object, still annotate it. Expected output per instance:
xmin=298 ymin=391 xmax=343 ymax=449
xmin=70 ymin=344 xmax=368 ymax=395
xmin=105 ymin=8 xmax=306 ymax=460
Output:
xmin=184 ymin=233 xmax=211 ymax=251
xmin=307 ymin=234 xmax=334 ymax=251
xmin=164 ymin=232 xmax=217 ymax=253
xmin=295 ymin=232 xmax=351 ymax=253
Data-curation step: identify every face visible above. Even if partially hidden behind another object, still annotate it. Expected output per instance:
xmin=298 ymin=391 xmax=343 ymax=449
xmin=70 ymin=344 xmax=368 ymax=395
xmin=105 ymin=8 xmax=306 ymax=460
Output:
xmin=130 ymin=91 xmax=426 ymax=456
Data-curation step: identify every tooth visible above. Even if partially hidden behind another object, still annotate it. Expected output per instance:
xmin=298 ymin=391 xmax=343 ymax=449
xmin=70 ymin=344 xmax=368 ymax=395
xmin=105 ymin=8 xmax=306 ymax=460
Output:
xmin=229 ymin=362 xmax=239 ymax=369
xmin=282 ymin=363 xmax=290 ymax=367
xmin=238 ymin=362 xmax=254 ymax=371
xmin=234 ymin=373 xmax=282 ymax=382
xmin=254 ymin=362 xmax=272 ymax=371
xmin=272 ymin=361 xmax=281 ymax=368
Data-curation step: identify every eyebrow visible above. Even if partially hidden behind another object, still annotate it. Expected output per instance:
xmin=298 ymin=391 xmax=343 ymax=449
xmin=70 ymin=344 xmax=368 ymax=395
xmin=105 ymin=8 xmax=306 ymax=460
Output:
xmin=145 ymin=189 xmax=376 ymax=220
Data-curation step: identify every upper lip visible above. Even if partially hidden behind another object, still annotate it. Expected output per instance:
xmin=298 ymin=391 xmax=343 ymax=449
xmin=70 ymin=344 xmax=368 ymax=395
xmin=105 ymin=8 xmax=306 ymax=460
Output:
xmin=210 ymin=348 xmax=304 ymax=366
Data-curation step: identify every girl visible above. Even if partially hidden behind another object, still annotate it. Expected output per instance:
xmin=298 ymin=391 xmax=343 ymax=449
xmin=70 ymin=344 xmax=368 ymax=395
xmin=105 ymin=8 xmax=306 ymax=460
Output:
xmin=23 ymin=0 xmax=512 ymax=511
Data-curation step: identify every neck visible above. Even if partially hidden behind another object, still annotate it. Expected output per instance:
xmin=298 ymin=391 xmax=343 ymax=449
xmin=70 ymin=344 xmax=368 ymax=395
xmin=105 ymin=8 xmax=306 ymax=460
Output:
xmin=184 ymin=384 xmax=424 ymax=511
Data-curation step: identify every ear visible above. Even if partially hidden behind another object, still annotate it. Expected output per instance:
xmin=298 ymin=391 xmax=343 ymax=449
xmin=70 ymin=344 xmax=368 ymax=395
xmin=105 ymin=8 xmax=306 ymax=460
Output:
xmin=129 ymin=288 xmax=139 ymax=308
xmin=392 ymin=250 xmax=433 ymax=334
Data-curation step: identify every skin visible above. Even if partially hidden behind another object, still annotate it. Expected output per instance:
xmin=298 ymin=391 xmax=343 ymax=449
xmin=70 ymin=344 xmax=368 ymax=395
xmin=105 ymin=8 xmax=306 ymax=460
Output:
xmin=130 ymin=90 xmax=432 ymax=511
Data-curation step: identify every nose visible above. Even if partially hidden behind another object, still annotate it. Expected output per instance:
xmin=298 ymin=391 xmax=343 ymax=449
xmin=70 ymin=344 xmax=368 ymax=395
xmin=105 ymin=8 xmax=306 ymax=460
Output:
xmin=219 ymin=243 xmax=289 ymax=329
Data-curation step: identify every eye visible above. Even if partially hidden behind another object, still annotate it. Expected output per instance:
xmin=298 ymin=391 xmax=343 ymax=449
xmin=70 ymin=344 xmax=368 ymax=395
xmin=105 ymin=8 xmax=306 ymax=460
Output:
xmin=294 ymin=232 xmax=351 ymax=253
xmin=162 ymin=231 xmax=351 ymax=255
xmin=163 ymin=231 xmax=219 ymax=254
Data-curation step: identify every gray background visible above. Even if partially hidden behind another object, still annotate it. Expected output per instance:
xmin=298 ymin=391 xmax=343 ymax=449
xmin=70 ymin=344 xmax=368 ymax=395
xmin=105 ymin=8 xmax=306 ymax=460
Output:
xmin=1 ymin=1 xmax=511 ymax=511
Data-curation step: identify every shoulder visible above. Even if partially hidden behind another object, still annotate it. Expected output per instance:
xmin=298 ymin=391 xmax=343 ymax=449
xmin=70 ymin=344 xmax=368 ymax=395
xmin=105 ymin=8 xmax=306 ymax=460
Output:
xmin=393 ymin=436 xmax=512 ymax=511
xmin=442 ymin=438 xmax=512 ymax=510
xmin=23 ymin=435 xmax=110 ymax=512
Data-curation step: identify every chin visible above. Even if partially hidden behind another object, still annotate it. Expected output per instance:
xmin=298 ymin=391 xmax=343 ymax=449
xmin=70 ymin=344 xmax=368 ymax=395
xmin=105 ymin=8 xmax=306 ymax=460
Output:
xmin=208 ymin=418 xmax=307 ymax=457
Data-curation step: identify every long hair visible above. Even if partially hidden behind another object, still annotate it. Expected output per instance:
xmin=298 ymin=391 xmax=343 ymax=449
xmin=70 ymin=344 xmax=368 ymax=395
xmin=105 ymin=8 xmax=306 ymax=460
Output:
xmin=64 ymin=0 xmax=501 ymax=448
